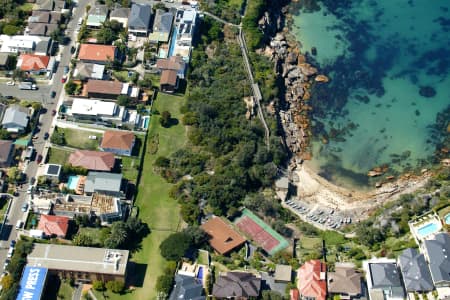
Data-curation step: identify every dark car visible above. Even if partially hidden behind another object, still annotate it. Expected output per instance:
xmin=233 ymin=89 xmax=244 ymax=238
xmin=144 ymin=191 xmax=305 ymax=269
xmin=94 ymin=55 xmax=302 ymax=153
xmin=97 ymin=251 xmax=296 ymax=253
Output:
xmin=36 ymin=154 xmax=43 ymax=164
xmin=51 ymin=109 xmax=57 ymax=116
xmin=63 ymin=66 xmax=69 ymax=74
xmin=50 ymin=91 xmax=56 ymax=98
xmin=10 ymin=240 xmax=15 ymax=248
xmin=44 ymin=132 xmax=49 ymax=140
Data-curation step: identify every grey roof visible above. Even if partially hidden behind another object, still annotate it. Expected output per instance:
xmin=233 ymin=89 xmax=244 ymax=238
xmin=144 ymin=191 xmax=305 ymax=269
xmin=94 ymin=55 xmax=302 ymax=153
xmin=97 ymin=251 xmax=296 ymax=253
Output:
xmin=369 ymin=263 xmax=405 ymax=298
xmin=169 ymin=275 xmax=205 ymax=300
xmin=89 ymin=5 xmax=109 ymax=17
xmin=424 ymin=233 xmax=450 ymax=284
xmin=1 ymin=105 xmax=28 ymax=129
xmin=85 ymin=171 xmax=122 ymax=194
xmin=74 ymin=62 xmax=105 ymax=80
xmin=153 ymin=10 xmax=173 ymax=33
xmin=35 ymin=37 xmax=52 ymax=55
xmin=0 ymin=140 xmax=13 ymax=164
xmin=398 ymin=248 xmax=434 ymax=292
xmin=128 ymin=4 xmax=152 ymax=30
xmin=110 ymin=7 xmax=130 ymax=19
xmin=212 ymin=271 xmax=261 ymax=298
xmin=0 ymin=53 xmax=10 ymax=66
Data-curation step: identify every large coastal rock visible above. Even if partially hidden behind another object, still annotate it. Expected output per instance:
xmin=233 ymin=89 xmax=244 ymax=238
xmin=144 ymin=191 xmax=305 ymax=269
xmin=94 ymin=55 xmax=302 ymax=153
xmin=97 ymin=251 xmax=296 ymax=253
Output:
xmin=298 ymin=63 xmax=317 ymax=76
xmin=315 ymin=74 xmax=329 ymax=82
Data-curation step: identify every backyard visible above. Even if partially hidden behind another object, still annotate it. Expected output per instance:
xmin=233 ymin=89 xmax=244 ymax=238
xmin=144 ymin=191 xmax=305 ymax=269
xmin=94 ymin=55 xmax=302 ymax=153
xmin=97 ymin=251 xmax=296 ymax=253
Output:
xmin=53 ymin=127 xmax=103 ymax=150
xmin=47 ymin=147 xmax=73 ymax=165
xmin=97 ymin=93 xmax=186 ymax=300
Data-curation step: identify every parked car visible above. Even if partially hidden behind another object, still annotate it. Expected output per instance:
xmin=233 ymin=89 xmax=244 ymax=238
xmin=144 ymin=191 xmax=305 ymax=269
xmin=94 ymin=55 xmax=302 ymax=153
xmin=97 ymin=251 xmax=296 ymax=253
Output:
xmin=9 ymin=240 xmax=15 ymax=248
xmin=44 ymin=132 xmax=49 ymax=140
xmin=29 ymin=177 xmax=35 ymax=185
xmin=3 ymin=260 xmax=9 ymax=270
xmin=61 ymin=75 xmax=67 ymax=83
xmin=21 ymin=203 xmax=28 ymax=212
xmin=36 ymin=154 xmax=43 ymax=164
xmin=5 ymin=81 xmax=14 ymax=86
xmin=50 ymin=91 xmax=56 ymax=98
xmin=52 ymin=109 xmax=57 ymax=116
xmin=63 ymin=66 xmax=69 ymax=74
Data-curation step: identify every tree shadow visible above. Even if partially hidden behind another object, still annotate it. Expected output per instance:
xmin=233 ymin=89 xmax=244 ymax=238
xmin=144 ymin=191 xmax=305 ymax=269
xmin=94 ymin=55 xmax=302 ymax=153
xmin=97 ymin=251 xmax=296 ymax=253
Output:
xmin=41 ymin=275 xmax=62 ymax=300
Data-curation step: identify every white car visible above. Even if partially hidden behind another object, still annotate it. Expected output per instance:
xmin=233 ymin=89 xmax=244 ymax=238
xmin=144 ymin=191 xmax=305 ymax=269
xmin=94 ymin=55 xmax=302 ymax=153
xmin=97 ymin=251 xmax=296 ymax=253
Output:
xmin=6 ymin=81 xmax=14 ymax=86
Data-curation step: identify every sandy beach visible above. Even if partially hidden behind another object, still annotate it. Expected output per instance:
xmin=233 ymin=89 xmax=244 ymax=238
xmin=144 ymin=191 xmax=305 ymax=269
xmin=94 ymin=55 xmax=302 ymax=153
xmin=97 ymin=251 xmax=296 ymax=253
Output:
xmin=294 ymin=163 xmax=431 ymax=219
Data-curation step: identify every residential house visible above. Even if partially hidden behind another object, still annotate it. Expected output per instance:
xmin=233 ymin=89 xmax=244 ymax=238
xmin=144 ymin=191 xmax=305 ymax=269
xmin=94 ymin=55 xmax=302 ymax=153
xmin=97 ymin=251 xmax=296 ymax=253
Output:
xmin=201 ymin=216 xmax=246 ymax=255
xmin=73 ymin=62 xmax=105 ymax=80
xmin=85 ymin=79 xmax=123 ymax=99
xmin=100 ymin=130 xmax=135 ymax=156
xmin=68 ymin=150 xmax=115 ymax=172
xmin=156 ymin=56 xmax=186 ymax=79
xmin=110 ymin=7 xmax=130 ymax=28
xmin=43 ymin=164 xmax=62 ymax=182
xmin=0 ymin=53 xmax=11 ymax=70
xmin=0 ymin=140 xmax=14 ymax=167
xmin=1 ymin=105 xmax=29 ymax=133
xmin=84 ymin=171 xmax=123 ymax=198
xmin=34 ymin=37 xmax=53 ymax=56
xmin=327 ymin=262 xmax=362 ymax=300
xmin=37 ymin=214 xmax=70 ymax=238
xmin=86 ymin=5 xmax=109 ymax=28
xmin=169 ymin=274 xmax=205 ymax=300
xmin=149 ymin=9 xmax=174 ymax=43
xmin=0 ymin=35 xmax=36 ymax=53
xmin=290 ymin=289 xmax=300 ymax=300
xmin=274 ymin=264 xmax=292 ymax=283
xmin=160 ymin=69 xmax=178 ymax=93
xmin=28 ymin=10 xmax=61 ymax=24
xmin=35 ymin=0 xmax=66 ymax=11
xmin=363 ymin=258 xmax=405 ymax=300
xmin=176 ymin=9 xmax=197 ymax=46
xmin=69 ymin=98 xmax=121 ymax=122
xmin=128 ymin=4 xmax=152 ymax=37
xmin=297 ymin=260 xmax=327 ymax=300
xmin=423 ymin=233 xmax=450 ymax=289
xmin=398 ymin=248 xmax=434 ymax=293
xmin=27 ymin=23 xmax=59 ymax=37
xmin=27 ymin=244 xmax=129 ymax=282
xmin=212 ymin=271 xmax=261 ymax=299
xmin=78 ymin=44 xmax=118 ymax=64
xmin=17 ymin=54 xmax=50 ymax=74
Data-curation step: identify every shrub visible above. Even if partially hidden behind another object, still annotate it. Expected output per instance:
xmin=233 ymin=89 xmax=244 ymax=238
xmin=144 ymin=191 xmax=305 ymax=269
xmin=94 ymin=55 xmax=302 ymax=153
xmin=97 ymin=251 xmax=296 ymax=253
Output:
xmin=105 ymin=280 xmax=125 ymax=294
xmin=92 ymin=280 xmax=105 ymax=291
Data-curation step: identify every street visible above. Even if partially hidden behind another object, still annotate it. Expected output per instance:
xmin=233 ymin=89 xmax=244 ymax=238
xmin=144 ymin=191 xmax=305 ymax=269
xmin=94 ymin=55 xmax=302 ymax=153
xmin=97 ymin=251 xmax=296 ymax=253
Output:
xmin=0 ymin=0 xmax=92 ymax=270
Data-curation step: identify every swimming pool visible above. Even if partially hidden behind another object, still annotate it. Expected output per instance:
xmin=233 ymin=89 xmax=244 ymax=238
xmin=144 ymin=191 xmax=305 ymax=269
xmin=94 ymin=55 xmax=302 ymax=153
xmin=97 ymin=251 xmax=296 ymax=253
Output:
xmin=168 ymin=27 xmax=178 ymax=57
xmin=197 ymin=266 xmax=203 ymax=280
xmin=67 ymin=175 xmax=80 ymax=190
xmin=417 ymin=222 xmax=439 ymax=238
xmin=445 ymin=214 xmax=450 ymax=225
xmin=143 ymin=116 xmax=150 ymax=129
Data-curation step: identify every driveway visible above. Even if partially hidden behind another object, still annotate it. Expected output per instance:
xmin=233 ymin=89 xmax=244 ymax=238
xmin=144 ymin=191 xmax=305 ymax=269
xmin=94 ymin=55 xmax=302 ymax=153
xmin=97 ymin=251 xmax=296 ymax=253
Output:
xmin=0 ymin=84 xmax=52 ymax=102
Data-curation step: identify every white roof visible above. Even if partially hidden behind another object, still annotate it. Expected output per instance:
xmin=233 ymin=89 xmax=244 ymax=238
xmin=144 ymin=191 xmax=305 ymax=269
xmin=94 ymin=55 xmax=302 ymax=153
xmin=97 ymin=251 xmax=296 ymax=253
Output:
xmin=130 ymin=87 xmax=139 ymax=98
xmin=71 ymin=98 xmax=117 ymax=116
xmin=182 ymin=10 xmax=196 ymax=22
xmin=0 ymin=35 xmax=43 ymax=52
xmin=121 ymin=82 xmax=129 ymax=95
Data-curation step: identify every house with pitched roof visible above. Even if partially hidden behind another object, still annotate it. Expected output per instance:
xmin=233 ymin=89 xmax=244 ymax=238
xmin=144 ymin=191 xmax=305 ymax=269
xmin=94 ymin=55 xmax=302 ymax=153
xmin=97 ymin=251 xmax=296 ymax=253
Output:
xmin=17 ymin=54 xmax=50 ymax=74
xmin=78 ymin=44 xmax=118 ymax=64
xmin=363 ymin=258 xmax=405 ymax=300
xmin=398 ymin=248 xmax=434 ymax=293
xmin=212 ymin=271 xmax=261 ymax=299
xmin=297 ymin=260 xmax=327 ymax=300
xmin=84 ymin=171 xmax=123 ymax=197
xmin=100 ymin=130 xmax=135 ymax=156
xmin=37 ymin=214 xmax=70 ymax=238
xmin=27 ymin=23 xmax=59 ymax=37
xmin=73 ymin=62 xmax=105 ymax=80
xmin=169 ymin=274 xmax=205 ymax=300
xmin=328 ymin=262 xmax=362 ymax=300
xmin=85 ymin=79 xmax=123 ymax=99
xmin=86 ymin=5 xmax=109 ymax=28
xmin=0 ymin=140 xmax=14 ymax=168
xmin=69 ymin=150 xmax=115 ymax=172
xmin=110 ymin=7 xmax=130 ymax=28
xmin=156 ymin=56 xmax=186 ymax=79
xmin=160 ymin=69 xmax=178 ymax=93
xmin=149 ymin=9 xmax=174 ymax=43
xmin=35 ymin=0 xmax=66 ymax=12
xmin=1 ymin=105 xmax=29 ymax=133
xmin=201 ymin=216 xmax=246 ymax=255
xmin=128 ymin=4 xmax=152 ymax=36
xmin=423 ymin=233 xmax=450 ymax=289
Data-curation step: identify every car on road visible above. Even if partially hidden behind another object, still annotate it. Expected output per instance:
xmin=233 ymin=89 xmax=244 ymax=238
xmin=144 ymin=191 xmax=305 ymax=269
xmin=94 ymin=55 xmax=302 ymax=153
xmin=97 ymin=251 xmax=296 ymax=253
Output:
xmin=29 ymin=177 xmax=36 ymax=185
xmin=27 ymin=185 xmax=33 ymax=194
xmin=6 ymin=81 xmax=14 ymax=86
xmin=61 ymin=75 xmax=67 ymax=83
xmin=36 ymin=154 xmax=43 ymax=164
xmin=21 ymin=203 xmax=29 ymax=212
xmin=10 ymin=240 xmax=16 ymax=248
xmin=44 ymin=132 xmax=49 ymax=140
xmin=7 ymin=247 xmax=14 ymax=258
xmin=4 ymin=95 xmax=13 ymax=99
xmin=51 ymin=90 xmax=56 ymax=98
xmin=52 ymin=109 xmax=57 ymax=116
xmin=63 ymin=66 xmax=69 ymax=74
xmin=3 ymin=260 xmax=9 ymax=270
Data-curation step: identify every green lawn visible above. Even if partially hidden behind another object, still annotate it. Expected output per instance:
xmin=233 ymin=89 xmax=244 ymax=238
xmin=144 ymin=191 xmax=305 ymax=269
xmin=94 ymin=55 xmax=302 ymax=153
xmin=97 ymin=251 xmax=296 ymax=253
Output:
xmin=61 ymin=128 xmax=102 ymax=150
xmin=78 ymin=227 xmax=103 ymax=246
xmin=299 ymin=236 xmax=322 ymax=249
xmin=47 ymin=147 xmax=73 ymax=165
xmin=19 ymin=3 xmax=34 ymax=12
xmin=105 ymin=93 xmax=186 ymax=300
xmin=121 ymin=156 xmax=139 ymax=183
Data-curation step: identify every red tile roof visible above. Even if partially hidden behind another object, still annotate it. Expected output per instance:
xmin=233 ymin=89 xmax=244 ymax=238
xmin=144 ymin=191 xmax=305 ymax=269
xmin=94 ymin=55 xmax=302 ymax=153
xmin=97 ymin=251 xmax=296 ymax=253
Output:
xmin=201 ymin=216 xmax=246 ymax=255
xmin=68 ymin=150 xmax=115 ymax=171
xmin=100 ymin=130 xmax=135 ymax=151
xmin=290 ymin=289 xmax=300 ymax=300
xmin=20 ymin=54 xmax=50 ymax=71
xmin=297 ymin=260 xmax=327 ymax=300
xmin=85 ymin=79 xmax=123 ymax=96
xmin=37 ymin=215 xmax=70 ymax=238
xmin=160 ymin=69 xmax=178 ymax=86
xmin=78 ymin=44 xmax=117 ymax=62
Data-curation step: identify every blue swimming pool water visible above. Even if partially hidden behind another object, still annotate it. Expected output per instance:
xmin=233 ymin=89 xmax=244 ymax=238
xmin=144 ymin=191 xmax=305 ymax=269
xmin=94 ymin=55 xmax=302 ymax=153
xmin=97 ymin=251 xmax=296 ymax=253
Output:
xmin=197 ymin=266 xmax=203 ymax=280
xmin=417 ymin=223 xmax=439 ymax=237
xmin=143 ymin=117 xmax=150 ymax=129
xmin=168 ymin=27 xmax=178 ymax=57
xmin=445 ymin=214 xmax=450 ymax=225
xmin=67 ymin=175 xmax=80 ymax=190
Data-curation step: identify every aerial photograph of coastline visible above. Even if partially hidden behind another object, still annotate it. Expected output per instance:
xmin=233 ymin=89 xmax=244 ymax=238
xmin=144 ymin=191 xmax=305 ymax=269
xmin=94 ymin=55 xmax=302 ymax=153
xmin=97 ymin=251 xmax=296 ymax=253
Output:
xmin=0 ymin=0 xmax=448 ymax=299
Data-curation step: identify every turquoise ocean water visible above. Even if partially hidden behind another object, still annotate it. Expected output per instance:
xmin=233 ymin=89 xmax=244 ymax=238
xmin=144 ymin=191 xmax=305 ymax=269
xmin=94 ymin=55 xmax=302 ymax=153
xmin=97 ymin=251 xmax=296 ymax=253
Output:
xmin=291 ymin=0 xmax=450 ymax=188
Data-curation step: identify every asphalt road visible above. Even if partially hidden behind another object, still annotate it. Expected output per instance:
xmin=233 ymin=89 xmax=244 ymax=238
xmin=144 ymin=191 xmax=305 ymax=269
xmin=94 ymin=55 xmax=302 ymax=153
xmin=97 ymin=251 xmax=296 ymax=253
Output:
xmin=0 ymin=0 xmax=92 ymax=271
